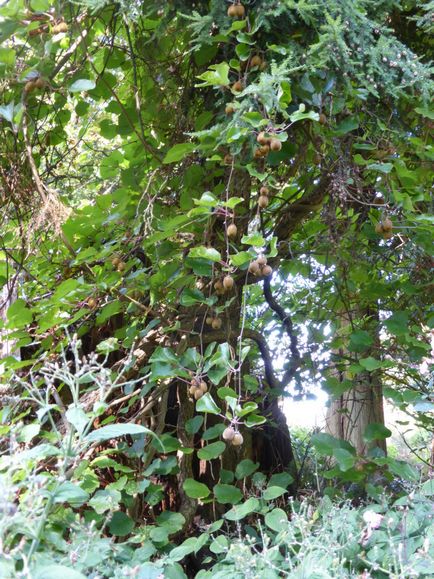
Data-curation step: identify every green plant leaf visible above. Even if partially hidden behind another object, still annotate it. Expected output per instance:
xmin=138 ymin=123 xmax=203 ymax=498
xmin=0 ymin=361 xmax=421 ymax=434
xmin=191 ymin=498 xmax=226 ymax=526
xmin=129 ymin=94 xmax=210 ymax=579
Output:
xmin=196 ymin=393 xmax=221 ymax=415
xmin=235 ymin=459 xmax=259 ymax=480
xmin=224 ymin=497 xmax=260 ymax=521
xmin=163 ymin=142 xmax=196 ymax=164
xmin=213 ymin=483 xmax=242 ymax=504
xmin=109 ymin=511 xmax=134 ymax=536
xmin=265 ymin=508 xmax=288 ymax=532
xmin=69 ymin=79 xmax=96 ymax=92
xmin=197 ymin=441 xmax=226 ymax=460
xmin=183 ymin=478 xmax=210 ymax=499
xmin=363 ymin=423 xmax=392 ymax=442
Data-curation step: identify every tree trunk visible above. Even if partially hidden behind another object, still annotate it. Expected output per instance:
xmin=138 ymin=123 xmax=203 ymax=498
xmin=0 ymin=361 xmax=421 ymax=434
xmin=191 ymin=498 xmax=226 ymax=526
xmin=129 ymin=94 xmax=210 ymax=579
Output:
xmin=326 ymin=307 xmax=386 ymax=455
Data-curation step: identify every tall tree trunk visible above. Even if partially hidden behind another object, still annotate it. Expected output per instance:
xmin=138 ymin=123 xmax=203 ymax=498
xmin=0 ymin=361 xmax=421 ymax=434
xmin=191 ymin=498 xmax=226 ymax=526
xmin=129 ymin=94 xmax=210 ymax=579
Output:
xmin=325 ymin=307 xmax=386 ymax=455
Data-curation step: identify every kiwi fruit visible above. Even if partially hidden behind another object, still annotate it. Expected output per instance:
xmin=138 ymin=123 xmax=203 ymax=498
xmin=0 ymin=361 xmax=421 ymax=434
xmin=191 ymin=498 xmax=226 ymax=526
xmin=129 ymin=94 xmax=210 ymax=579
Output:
xmin=250 ymin=55 xmax=262 ymax=68
xmin=270 ymin=138 xmax=282 ymax=152
xmin=214 ymin=279 xmax=223 ymax=291
xmin=223 ymin=275 xmax=234 ymax=290
xmin=225 ymin=104 xmax=235 ymax=115
xmin=199 ymin=381 xmax=208 ymax=393
xmin=259 ymin=186 xmax=269 ymax=196
xmin=87 ymin=297 xmax=97 ymax=309
xmin=189 ymin=385 xmax=196 ymax=396
xmin=262 ymin=264 xmax=273 ymax=277
xmin=235 ymin=4 xmax=245 ymax=17
xmin=227 ymin=223 xmax=237 ymax=238
xmin=35 ymin=77 xmax=45 ymax=89
xmin=257 ymin=131 xmax=270 ymax=145
xmin=227 ymin=4 xmax=238 ymax=17
xmin=249 ymin=260 xmax=260 ymax=275
xmin=258 ymin=195 xmax=269 ymax=209
xmin=375 ymin=223 xmax=384 ymax=235
xmin=232 ymin=432 xmax=244 ymax=446
xmin=259 ymin=144 xmax=270 ymax=156
xmin=117 ymin=261 xmax=126 ymax=272
xmin=232 ymin=80 xmax=243 ymax=92
xmin=223 ymin=153 xmax=233 ymax=165
xmin=222 ymin=426 xmax=236 ymax=441
xmin=194 ymin=389 xmax=204 ymax=400
xmin=212 ymin=317 xmax=222 ymax=330
xmin=253 ymin=148 xmax=263 ymax=159
xmin=382 ymin=217 xmax=393 ymax=232
xmin=257 ymin=255 xmax=267 ymax=266
xmin=52 ymin=22 xmax=68 ymax=34
xmin=319 ymin=113 xmax=327 ymax=125
xmin=112 ymin=256 xmax=121 ymax=267
xmin=24 ymin=81 xmax=36 ymax=93
xmin=206 ymin=316 xmax=213 ymax=326
xmin=383 ymin=231 xmax=394 ymax=240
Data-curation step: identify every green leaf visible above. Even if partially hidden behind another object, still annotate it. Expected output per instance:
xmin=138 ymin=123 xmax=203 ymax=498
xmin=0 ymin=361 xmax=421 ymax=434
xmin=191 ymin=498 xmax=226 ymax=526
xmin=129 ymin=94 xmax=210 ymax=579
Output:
xmin=415 ymin=107 xmax=434 ymax=120
xmin=367 ymin=162 xmax=393 ymax=173
xmin=311 ymin=433 xmax=342 ymax=455
xmin=363 ymin=423 xmax=392 ymax=442
xmin=6 ymin=299 xmax=32 ymax=329
xmin=169 ymin=537 xmax=198 ymax=562
xmin=85 ymin=423 xmax=156 ymax=443
xmin=235 ymin=459 xmax=259 ymax=480
xmin=0 ymin=47 xmax=15 ymax=66
xmin=359 ymin=357 xmax=383 ymax=371
xmin=197 ymin=441 xmax=226 ymax=461
xmin=265 ymin=508 xmax=288 ymax=532
xmin=269 ymin=472 xmax=293 ymax=489
xmin=196 ymin=62 xmax=230 ymax=87
xmin=290 ymin=105 xmax=319 ymax=123
xmin=185 ymin=415 xmax=204 ymax=435
xmin=263 ymin=486 xmax=286 ymax=500
xmin=53 ymin=482 xmax=89 ymax=507
xmin=333 ymin=448 xmax=356 ymax=472
xmin=163 ymin=142 xmax=196 ymax=164
xmin=109 ymin=511 xmax=134 ymax=536
xmin=334 ymin=117 xmax=359 ymax=135
xmin=209 ymin=535 xmax=228 ymax=554
xmin=213 ymin=483 xmax=242 ymax=504
xmin=69 ymin=79 xmax=96 ymax=92
xmin=183 ymin=478 xmax=210 ymax=499
xmin=245 ymin=413 xmax=266 ymax=427
xmin=33 ymin=567 xmax=86 ymax=579
xmin=224 ymin=497 xmax=260 ymax=521
xmin=230 ymin=251 xmax=254 ymax=267
xmin=196 ymin=393 xmax=221 ymax=415
xmin=189 ymin=246 xmax=221 ymax=262
xmin=241 ymin=233 xmax=265 ymax=246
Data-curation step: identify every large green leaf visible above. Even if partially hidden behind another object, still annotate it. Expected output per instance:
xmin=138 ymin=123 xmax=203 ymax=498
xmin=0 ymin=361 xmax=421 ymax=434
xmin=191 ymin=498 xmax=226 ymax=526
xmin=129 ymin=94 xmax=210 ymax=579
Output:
xmin=213 ymin=483 xmax=242 ymax=504
xmin=183 ymin=479 xmax=210 ymax=499
xmin=197 ymin=441 xmax=226 ymax=460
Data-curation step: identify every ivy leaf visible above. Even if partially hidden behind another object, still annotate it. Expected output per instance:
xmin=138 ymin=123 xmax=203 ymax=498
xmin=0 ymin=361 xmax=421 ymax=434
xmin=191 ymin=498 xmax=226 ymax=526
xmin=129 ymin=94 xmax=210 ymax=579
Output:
xmin=196 ymin=62 xmax=230 ymax=87
xmin=196 ymin=393 xmax=221 ymax=415
xmin=363 ymin=423 xmax=392 ymax=442
xmin=224 ymin=497 xmax=259 ymax=520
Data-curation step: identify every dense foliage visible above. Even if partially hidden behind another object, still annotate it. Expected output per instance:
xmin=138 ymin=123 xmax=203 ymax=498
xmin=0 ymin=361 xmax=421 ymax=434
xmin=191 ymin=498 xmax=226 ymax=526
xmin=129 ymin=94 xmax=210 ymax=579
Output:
xmin=0 ymin=0 xmax=433 ymax=576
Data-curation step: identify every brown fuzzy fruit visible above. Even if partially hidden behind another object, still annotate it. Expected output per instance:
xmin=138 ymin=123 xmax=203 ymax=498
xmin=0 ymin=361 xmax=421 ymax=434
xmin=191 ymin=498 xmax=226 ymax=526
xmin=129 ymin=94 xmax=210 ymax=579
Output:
xmin=260 ymin=186 xmax=269 ymax=196
xmin=199 ymin=381 xmax=208 ymax=393
xmin=222 ymin=426 xmax=236 ymax=441
xmin=250 ymin=55 xmax=262 ymax=68
xmin=232 ymin=432 xmax=244 ymax=446
xmin=232 ymin=80 xmax=243 ymax=92
xmin=383 ymin=231 xmax=394 ymax=240
xmin=249 ymin=260 xmax=260 ymax=275
xmin=270 ymin=138 xmax=282 ymax=152
xmin=382 ymin=217 xmax=393 ymax=232
xmin=375 ymin=223 xmax=384 ymax=235
xmin=253 ymin=148 xmax=263 ymax=159
xmin=313 ymin=153 xmax=322 ymax=164
xmin=212 ymin=317 xmax=222 ymax=330
xmin=227 ymin=4 xmax=238 ymax=17
xmin=223 ymin=153 xmax=233 ymax=165
xmin=214 ymin=279 xmax=223 ymax=291
xmin=235 ymin=3 xmax=245 ymax=17
xmin=227 ymin=223 xmax=238 ymax=238
xmin=223 ymin=275 xmax=235 ymax=290
xmin=319 ymin=113 xmax=327 ymax=125
xmin=189 ymin=385 xmax=196 ymax=396
xmin=258 ymin=195 xmax=269 ymax=209
xmin=259 ymin=144 xmax=270 ymax=156
xmin=225 ymin=104 xmax=235 ymax=115
xmin=259 ymin=60 xmax=267 ymax=71
xmin=35 ymin=77 xmax=45 ymax=89
xmin=194 ymin=389 xmax=204 ymax=400
xmin=112 ymin=257 xmax=121 ymax=267
xmin=87 ymin=297 xmax=97 ymax=309
xmin=117 ymin=261 xmax=126 ymax=272
xmin=52 ymin=22 xmax=68 ymax=34
xmin=257 ymin=255 xmax=267 ymax=266
xmin=257 ymin=131 xmax=270 ymax=145
xmin=206 ymin=316 xmax=213 ymax=326
xmin=262 ymin=264 xmax=273 ymax=277
xmin=24 ymin=81 xmax=36 ymax=93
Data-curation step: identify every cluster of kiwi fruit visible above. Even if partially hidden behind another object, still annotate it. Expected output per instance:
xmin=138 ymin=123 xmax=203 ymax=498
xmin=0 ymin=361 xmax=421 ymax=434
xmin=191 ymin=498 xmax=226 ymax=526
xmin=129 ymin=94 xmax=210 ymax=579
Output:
xmin=206 ymin=315 xmax=223 ymax=330
xmin=254 ymin=131 xmax=282 ymax=159
xmin=112 ymin=256 xmax=126 ymax=272
xmin=257 ymin=184 xmax=271 ymax=209
xmin=188 ymin=377 xmax=208 ymax=400
xmin=249 ymin=255 xmax=272 ymax=278
xmin=52 ymin=21 xmax=68 ymax=34
xmin=222 ymin=425 xmax=244 ymax=446
xmin=213 ymin=274 xmax=235 ymax=295
xmin=24 ymin=77 xmax=45 ymax=93
xmin=227 ymin=2 xmax=245 ymax=18
xmin=375 ymin=217 xmax=393 ymax=239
